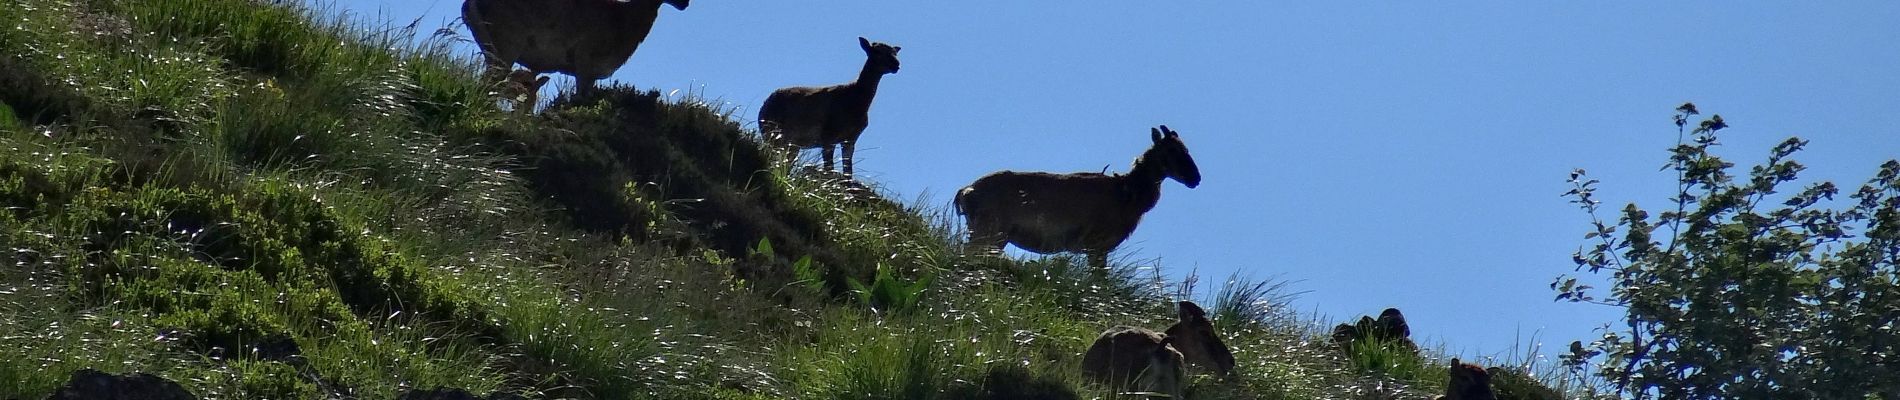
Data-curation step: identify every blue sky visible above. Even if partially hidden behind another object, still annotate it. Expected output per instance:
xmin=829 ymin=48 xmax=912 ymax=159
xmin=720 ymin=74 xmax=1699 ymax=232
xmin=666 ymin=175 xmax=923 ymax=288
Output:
xmin=328 ymin=1 xmax=1900 ymax=363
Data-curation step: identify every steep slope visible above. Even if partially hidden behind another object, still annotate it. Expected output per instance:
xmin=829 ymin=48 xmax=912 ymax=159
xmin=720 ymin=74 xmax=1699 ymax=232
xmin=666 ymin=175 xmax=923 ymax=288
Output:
xmin=0 ymin=1 xmax=1575 ymax=399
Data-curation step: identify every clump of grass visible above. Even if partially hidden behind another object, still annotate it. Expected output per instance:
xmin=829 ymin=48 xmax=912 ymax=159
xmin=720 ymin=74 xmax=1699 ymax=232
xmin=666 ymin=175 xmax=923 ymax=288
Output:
xmin=772 ymin=288 xmax=1099 ymax=400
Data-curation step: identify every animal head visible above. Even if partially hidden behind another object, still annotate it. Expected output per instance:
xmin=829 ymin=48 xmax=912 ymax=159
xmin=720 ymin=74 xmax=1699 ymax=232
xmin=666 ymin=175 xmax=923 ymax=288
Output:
xmin=1437 ymin=358 xmax=1498 ymax=400
xmin=1376 ymin=308 xmax=1410 ymax=338
xmin=858 ymin=37 xmax=902 ymax=75
xmin=1163 ymin=301 xmax=1236 ymax=376
xmin=663 ymin=0 xmax=690 ymax=11
xmin=1147 ymin=125 xmax=1202 ymax=188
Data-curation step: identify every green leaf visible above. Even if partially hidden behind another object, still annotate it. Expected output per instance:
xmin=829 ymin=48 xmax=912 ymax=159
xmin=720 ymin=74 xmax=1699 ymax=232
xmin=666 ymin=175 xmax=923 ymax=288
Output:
xmin=752 ymin=237 xmax=773 ymax=258
xmin=793 ymin=255 xmax=826 ymax=295
xmin=0 ymin=103 xmax=17 ymax=131
xmin=846 ymin=276 xmax=872 ymax=307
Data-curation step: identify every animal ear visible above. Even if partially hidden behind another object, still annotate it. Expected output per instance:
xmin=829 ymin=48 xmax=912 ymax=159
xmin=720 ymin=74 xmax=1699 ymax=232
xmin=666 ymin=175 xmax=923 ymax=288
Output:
xmin=1161 ymin=125 xmax=1179 ymax=138
xmin=859 ymin=37 xmax=872 ymax=51
xmin=892 ymin=46 xmax=902 ymax=54
xmin=1151 ymin=127 xmax=1163 ymax=143
xmin=1178 ymin=301 xmax=1206 ymax=321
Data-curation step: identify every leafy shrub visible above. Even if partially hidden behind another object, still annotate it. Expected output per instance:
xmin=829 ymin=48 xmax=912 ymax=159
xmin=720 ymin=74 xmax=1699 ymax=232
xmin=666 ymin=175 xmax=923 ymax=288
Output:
xmin=1558 ymin=103 xmax=1900 ymax=398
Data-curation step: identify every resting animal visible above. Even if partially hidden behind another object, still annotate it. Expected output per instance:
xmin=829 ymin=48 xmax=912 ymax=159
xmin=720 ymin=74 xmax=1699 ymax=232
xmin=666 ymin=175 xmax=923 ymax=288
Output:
xmin=1081 ymin=301 xmax=1236 ymax=398
xmin=1436 ymin=358 xmax=1498 ymax=400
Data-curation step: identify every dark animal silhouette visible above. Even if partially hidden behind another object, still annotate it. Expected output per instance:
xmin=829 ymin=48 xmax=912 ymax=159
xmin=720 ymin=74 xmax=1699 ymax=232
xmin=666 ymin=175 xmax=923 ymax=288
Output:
xmin=956 ymin=125 xmax=1201 ymax=269
xmin=1082 ymin=301 xmax=1236 ymax=398
xmin=1081 ymin=326 xmax=1187 ymax=399
xmin=1332 ymin=307 xmax=1418 ymax=353
xmin=757 ymin=37 xmax=902 ymax=177
xmin=1436 ymin=358 xmax=1498 ymax=400
xmin=462 ymin=0 xmax=688 ymax=98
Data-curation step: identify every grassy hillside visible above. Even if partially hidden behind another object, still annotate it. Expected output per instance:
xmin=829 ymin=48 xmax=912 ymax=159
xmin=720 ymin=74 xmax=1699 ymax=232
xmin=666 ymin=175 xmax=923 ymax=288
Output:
xmin=0 ymin=1 xmax=1581 ymax=398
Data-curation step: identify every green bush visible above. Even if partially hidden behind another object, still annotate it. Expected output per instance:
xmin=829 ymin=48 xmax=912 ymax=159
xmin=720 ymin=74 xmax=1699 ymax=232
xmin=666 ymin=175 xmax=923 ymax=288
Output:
xmin=1559 ymin=103 xmax=1900 ymax=398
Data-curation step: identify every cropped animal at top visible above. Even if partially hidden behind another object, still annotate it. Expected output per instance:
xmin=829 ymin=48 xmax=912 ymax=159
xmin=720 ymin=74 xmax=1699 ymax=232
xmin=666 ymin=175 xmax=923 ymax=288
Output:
xmin=955 ymin=125 xmax=1201 ymax=269
xmin=757 ymin=37 xmax=902 ymax=177
xmin=461 ymin=0 xmax=688 ymax=99
xmin=1436 ymin=358 xmax=1498 ymax=400
xmin=1081 ymin=301 xmax=1236 ymax=399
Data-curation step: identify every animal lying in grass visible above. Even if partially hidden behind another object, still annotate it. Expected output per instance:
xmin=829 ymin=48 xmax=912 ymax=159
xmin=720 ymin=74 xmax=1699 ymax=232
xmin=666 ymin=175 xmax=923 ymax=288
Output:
xmin=757 ymin=37 xmax=902 ymax=177
xmin=461 ymin=0 xmax=688 ymax=99
xmin=1436 ymin=358 xmax=1498 ymax=400
xmin=1083 ymin=326 xmax=1186 ymax=399
xmin=955 ymin=125 xmax=1201 ymax=269
xmin=1081 ymin=301 xmax=1236 ymax=398
xmin=1331 ymin=307 xmax=1419 ymax=353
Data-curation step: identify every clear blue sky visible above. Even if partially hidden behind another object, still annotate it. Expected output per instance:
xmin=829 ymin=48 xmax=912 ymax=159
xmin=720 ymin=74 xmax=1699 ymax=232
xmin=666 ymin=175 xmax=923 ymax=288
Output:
xmin=327 ymin=1 xmax=1900 ymax=363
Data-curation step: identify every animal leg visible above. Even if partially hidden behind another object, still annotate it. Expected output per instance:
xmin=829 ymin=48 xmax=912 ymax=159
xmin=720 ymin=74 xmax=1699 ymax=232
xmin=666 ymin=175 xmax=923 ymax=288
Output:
xmin=821 ymin=143 xmax=836 ymax=174
xmin=974 ymin=234 xmax=1006 ymax=257
xmin=576 ymin=78 xmax=598 ymax=100
xmin=1087 ymin=250 xmax=1109 ymax=270
xmin=761 ymin=123 xmax=798 ymax=168
xmin=477 ymin=57 xmax=516 ymax=111
xmin=760 ymin=122 xmax=781 ymax=145
xmin=480 ymin=57 xmax=511 ymax=89
xmin=505 ymin=72 xmax=548 ymax=115
xmin=964 ymin=224 xmax=1007 ymax=257
xmin=841 ymin=141 xmax=855 ymax=177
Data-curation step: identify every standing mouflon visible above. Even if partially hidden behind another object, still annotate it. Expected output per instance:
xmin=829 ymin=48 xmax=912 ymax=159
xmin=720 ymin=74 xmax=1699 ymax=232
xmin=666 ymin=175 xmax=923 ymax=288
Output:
xmin=757 ymin=37 xmax=902 ymax=177
xmin=956 ymin=125 xmax=1201 ymax=269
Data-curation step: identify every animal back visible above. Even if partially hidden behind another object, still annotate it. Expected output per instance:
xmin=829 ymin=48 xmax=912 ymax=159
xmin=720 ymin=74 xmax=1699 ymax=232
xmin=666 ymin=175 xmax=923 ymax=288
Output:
xmin=961 ymin=171 xmax=1149 ymax=253
xmin=462 ymin=0 xmax=661 ymax=78
xmin=759 ymin=86 xmax=846 ymax=148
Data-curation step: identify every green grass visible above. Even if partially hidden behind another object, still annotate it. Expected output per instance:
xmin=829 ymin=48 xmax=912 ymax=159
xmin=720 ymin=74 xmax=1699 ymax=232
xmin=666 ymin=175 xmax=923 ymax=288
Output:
xmin=0 ymin=0 xmax=1597 ymax=399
